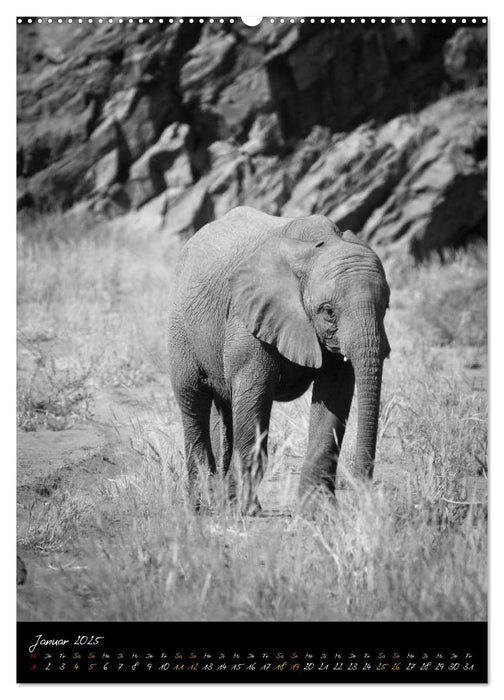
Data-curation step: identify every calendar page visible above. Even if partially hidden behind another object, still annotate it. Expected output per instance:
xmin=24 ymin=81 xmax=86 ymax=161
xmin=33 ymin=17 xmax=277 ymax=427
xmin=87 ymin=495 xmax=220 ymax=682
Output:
xmin=16 ymin=14 xmax=488 ymax=684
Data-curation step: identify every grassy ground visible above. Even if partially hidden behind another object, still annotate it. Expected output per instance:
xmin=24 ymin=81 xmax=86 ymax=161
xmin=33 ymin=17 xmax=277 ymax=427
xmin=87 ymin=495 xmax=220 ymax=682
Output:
xmin=17 ymin=210 xmax=487 ymax=622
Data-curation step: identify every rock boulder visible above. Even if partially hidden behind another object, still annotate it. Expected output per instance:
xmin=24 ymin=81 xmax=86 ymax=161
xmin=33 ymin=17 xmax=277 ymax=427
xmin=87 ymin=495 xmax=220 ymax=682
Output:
xmin=17 ymin=21 xmax=487 ymax=258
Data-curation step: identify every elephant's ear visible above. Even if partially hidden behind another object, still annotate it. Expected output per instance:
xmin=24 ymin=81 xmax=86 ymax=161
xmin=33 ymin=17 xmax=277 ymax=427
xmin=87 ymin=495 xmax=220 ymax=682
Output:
xmin=342 ymin=229 xmax=371 ymax=249
xmin=229 ymin=237 xmax=323 ymax=368
xmin=284 ymin=214 xmax=342 ymax=242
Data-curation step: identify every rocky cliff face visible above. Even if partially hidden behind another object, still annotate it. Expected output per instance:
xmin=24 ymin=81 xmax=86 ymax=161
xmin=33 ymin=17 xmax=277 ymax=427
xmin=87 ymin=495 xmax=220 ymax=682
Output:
xmin=17 ymin=20 xmax=487 ymax=259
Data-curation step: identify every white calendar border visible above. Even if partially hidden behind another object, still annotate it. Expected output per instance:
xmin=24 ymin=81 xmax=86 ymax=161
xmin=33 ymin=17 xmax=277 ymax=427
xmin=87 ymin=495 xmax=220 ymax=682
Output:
xmin=3 ymin=2 xmax=501 ymax=698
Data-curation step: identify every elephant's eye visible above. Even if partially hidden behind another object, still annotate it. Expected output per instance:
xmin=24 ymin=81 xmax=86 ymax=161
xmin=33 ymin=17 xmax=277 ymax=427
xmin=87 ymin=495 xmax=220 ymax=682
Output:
xmin=320 ymin=303 xmax=335 ymax=319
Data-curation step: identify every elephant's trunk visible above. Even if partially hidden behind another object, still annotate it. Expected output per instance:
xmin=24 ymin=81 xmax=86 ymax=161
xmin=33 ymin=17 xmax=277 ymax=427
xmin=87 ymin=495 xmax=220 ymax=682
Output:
xmin=342 ymin=307 xmax=384 ymax=478
xmin=353 ymin=354 xmax=382 ymax=478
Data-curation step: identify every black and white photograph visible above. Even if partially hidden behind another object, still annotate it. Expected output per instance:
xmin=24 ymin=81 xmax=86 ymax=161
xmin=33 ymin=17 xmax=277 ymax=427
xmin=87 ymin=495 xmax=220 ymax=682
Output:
xmin=16 ymin=13 xmax=488 ymax=682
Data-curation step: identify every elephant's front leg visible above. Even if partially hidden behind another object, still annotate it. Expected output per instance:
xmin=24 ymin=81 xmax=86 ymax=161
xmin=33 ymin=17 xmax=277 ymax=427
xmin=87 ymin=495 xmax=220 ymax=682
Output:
xmin=230 ymin=360 xmax=278 ymax=515
xmin=298 ymin=357 xmax=355 ymax=501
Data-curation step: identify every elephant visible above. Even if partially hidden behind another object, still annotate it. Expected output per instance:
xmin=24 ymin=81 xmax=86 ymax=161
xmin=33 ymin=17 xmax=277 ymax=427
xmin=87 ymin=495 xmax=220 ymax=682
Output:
xmin=167 ymin=206 xmax=390 ymax=512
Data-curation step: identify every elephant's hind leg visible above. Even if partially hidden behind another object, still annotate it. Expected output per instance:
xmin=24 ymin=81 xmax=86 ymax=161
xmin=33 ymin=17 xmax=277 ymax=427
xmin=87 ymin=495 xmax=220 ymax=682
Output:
xmin=210 ymin=398 xmax=233 ymax=474
xmin=180 ymin=391 xmax=216 ymax=479
xmin=210 ymin=398 xmax=237 ymax=505
xmin=173 ymin=382 xmax=217 ymax=509
xmin=168 ymin=314 xmax=216 ymax=498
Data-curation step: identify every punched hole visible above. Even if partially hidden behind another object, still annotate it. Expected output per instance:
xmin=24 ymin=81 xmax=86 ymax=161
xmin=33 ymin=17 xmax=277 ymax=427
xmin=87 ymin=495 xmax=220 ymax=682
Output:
xmin=241 ymin=16 xmax=263 ymax=27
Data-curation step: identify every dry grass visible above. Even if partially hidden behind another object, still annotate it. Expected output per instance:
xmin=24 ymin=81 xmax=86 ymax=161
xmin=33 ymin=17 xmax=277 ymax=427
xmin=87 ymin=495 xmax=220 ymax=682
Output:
xmin=17 ymin=210 xmax=487 ymax=622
